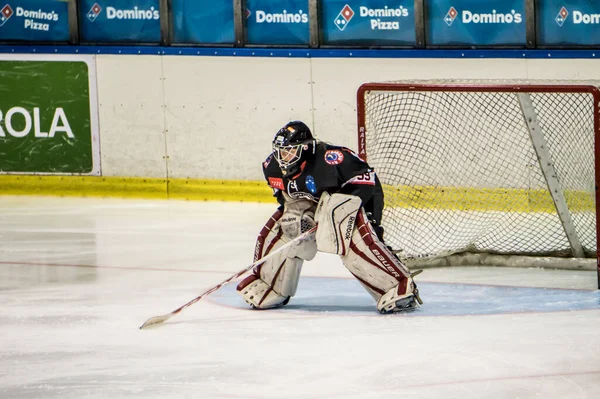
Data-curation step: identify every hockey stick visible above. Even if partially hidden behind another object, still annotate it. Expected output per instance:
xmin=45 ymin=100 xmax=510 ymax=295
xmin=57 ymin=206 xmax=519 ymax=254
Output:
xmin=139 ymin=225 xmax=317 ymax=329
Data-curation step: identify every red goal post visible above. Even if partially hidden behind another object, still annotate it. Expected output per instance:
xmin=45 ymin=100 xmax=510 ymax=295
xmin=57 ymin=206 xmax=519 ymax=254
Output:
xmin=356 ymin=80 xmax=600 ymax=288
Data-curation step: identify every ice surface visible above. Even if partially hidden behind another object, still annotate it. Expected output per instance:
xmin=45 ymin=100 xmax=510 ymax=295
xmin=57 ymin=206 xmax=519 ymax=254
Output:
xmin=0 ymin=196 xmax=599 ymax=399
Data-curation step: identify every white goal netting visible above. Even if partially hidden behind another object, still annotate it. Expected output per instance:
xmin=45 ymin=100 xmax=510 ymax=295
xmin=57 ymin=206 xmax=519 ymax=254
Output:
xmin=358 ymin=80 xmax=599 ymax=270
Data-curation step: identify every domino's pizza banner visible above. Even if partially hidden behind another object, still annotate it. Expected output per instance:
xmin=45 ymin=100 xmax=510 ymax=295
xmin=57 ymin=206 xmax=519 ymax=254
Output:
xmin=321 ymin=0 xmax=415 ymax=46
xmin=537 ymin=0 xmax=600 ymax=46
xmin=172 ymin=0 xmax=234 ymax=44
xmin=426 ymin=0 xmax=526 ymax=46
xmin=79 ymin=0 xmax=161 ymax=42
xmin=245 ymin=0 xmax=309 ymax=45
xmin=0 ymin=0 xmax=69 ymax=42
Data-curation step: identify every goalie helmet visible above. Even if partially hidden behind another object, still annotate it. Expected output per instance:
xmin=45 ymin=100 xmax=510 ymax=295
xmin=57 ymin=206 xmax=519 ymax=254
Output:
xmin=272 ymin=121 xmax=316 ymax=177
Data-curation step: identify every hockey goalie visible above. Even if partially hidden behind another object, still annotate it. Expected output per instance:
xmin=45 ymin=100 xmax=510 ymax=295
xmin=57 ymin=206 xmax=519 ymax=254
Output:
xmin=236 ymin=121 xmax=422 ymax=314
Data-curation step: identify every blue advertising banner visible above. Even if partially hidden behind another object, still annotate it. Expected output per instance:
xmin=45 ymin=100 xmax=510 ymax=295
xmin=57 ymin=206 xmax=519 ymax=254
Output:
xmin=172 ymin=0 xmax=234 ymax=44
xmin=426 ymin=0 xmax=526 ymax=46
xmin=79 ymin=0 xmax=161 ymax=43
xmin=246 ymin=0 xmax=309 ymax=45
xmin=0 ymin=0 xmax=69 ymax=42
xmin=322 ymin=0 xmax=415 ymax=46
xmin=537 ymin=0 xmax=600 ymax=46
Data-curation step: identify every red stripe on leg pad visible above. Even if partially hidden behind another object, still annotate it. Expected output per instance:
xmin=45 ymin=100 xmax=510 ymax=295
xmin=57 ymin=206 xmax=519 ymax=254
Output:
xmin=255 ymin=230 xmax=283 ymax=275
xmin=356 ymin=211 xmax=374 ymax=245
xmin=236 ymin=274 xmax=259 ymax=292
xmin=370 ymin=242 xmax=410 ymax=281
xmin=348 ymin=270 xmax=385 ymax=295
xmin=396 ymin=280 xmax=410 ymax=296
xmin=259 ymin=259 xmax=287 ymax=306
xmin=349 ymin=242 xmax=384 ymax=271
xmin=255 ymin=210 xmax=284 ymax=263
xmin=352 ymin=211 xmax=410 ymax=282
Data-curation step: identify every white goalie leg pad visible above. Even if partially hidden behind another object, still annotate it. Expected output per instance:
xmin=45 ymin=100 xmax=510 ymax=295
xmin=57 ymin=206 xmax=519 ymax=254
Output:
xmin=236 ymin=209 xmax=308 ymax=309
xmin=315 ymin=192 xmax=362 ymax=255
xmin=237 ymin=276 xmax=286 ymax=309
xmin=237 ymin=256 xmax=304 ymax=309
xmin=340 ymin=209 xmax=419 ymax=312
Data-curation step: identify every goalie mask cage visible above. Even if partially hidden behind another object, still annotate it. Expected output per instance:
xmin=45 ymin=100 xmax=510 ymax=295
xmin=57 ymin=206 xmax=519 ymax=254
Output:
xmin=356 ymin=80 xmax=600 ymax=288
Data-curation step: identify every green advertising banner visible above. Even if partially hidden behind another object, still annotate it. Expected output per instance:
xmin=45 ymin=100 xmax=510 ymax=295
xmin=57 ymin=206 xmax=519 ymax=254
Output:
xmin=0 ymin=55 xmax=100 ymax=175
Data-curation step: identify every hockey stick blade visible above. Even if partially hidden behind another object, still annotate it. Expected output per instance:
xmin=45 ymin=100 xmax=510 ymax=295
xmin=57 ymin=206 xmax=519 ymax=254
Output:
xmin=139 ymin=225 xmax=317 ymax=329
xmin=139 ymin=314 xmax=171 ymax=329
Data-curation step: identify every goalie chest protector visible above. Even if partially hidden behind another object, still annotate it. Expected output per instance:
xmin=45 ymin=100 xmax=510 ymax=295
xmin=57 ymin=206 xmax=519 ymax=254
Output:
xmin=263 ymin=143 xmax=382 ymax=210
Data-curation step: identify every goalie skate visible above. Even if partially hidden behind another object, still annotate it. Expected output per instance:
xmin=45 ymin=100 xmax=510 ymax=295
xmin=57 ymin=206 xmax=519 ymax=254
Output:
xmin=377 ymin=286 xmax=422 ymax=314
xmin=377 ymin=272 xmax=423 ymax=314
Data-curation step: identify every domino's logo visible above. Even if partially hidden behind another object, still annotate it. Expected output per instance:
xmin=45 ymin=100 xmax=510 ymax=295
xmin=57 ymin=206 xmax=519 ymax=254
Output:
xmin=0 ymin=4 xmax=13 ymax=27
xmin=334 ymin=4 xmax=354 ymax=31
xmin=555 ymin=6 xmax=568 ymax=27
xmin=444 ymin=6 xmax=458 ymax=26
xmin=87 ymin=2 xmax=102 ymax=22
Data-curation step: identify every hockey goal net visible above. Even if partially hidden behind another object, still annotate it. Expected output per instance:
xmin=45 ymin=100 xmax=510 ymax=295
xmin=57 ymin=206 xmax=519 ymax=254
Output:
xmin=357 ymin=80 xmax=599 ymax=286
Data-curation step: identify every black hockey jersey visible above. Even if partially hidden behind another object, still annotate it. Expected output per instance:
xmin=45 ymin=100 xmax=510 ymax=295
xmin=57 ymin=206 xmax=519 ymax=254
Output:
xmin=262 ymin=142 xmax=385 ymax=226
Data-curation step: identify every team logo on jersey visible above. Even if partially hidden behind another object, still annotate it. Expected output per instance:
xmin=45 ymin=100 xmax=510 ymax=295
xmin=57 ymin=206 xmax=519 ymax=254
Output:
xmin=287 ymin=179 xmax=299 ymax=193
xmin=268 ymin=177 xmax=284 ymax=190
xmin=324 ymin=150 xmax=344 ymax=165
xmin=305 ymin=175 xmax=317 ymax=194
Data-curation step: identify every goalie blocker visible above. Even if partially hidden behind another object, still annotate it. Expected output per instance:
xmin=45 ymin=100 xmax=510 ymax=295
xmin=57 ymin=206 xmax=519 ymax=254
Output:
xmin=237 ymin=192 xmax=422 ymax=313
